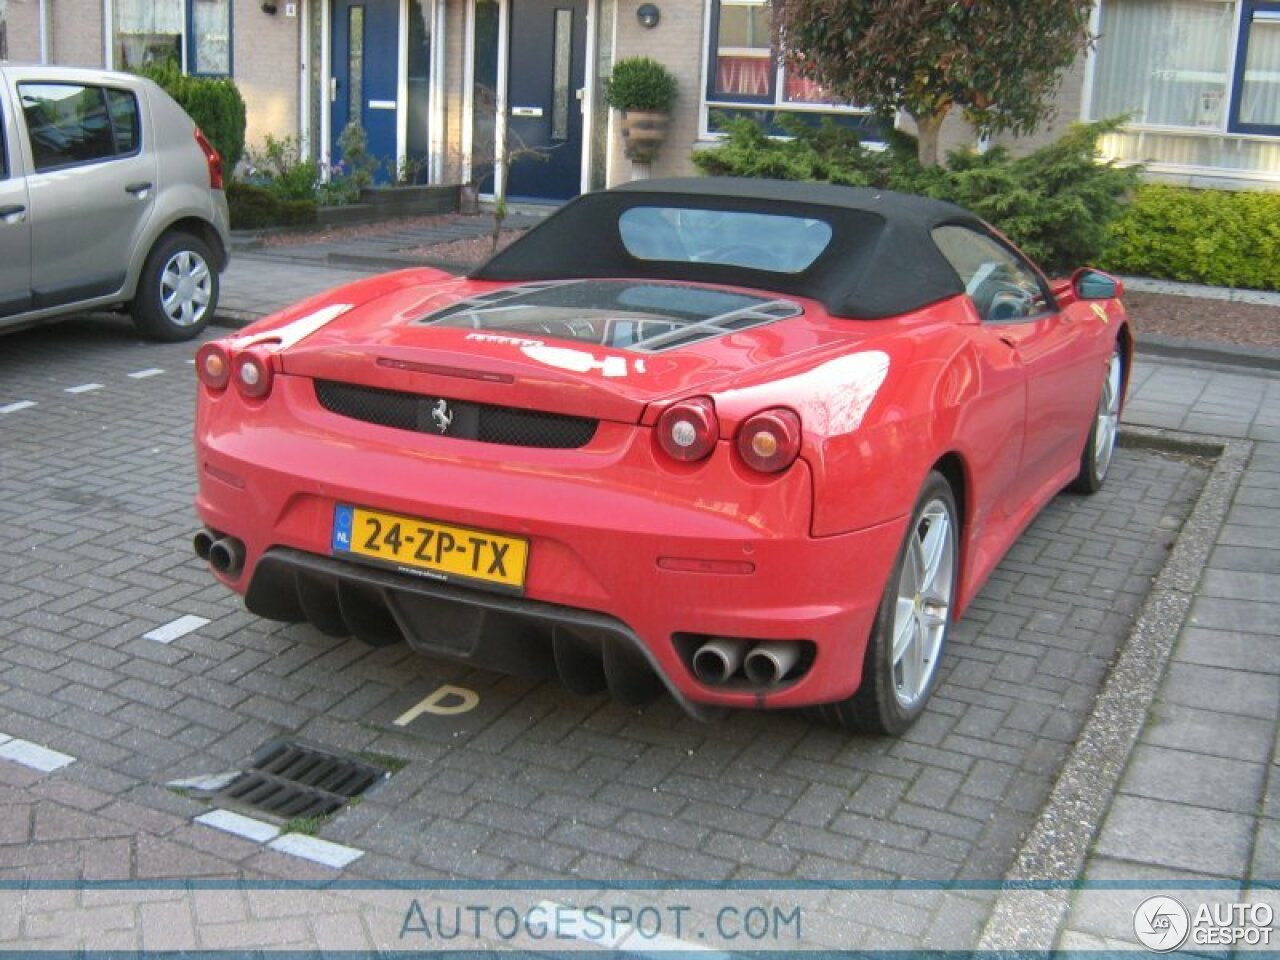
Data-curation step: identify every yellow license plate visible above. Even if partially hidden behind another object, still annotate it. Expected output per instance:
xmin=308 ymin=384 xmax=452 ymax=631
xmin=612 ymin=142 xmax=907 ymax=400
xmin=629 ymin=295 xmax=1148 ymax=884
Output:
xmin=332 ymin=504 xmax=528 ymax=592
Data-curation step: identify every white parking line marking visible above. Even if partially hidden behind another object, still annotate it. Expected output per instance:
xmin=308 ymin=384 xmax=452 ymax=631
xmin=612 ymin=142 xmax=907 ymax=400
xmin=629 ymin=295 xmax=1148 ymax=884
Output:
xmin=143 ymin=615 xmax=210 ymax=644
xmin=129 ymin=368 xmax=165 ymax=379
xmin=168 ymin=771 xmax=240 ymax=793
xmin=0 ymin=401 xmax=36 ymax=414
xmin=195 ymin=809 xmax=282 ymax=844
xmin=268 ymin=833 xmax=364 ymax=869
xmin=0 ymin=737 xmax=76 ymax=773
xmin=65 ymin=383 xmax=104 ymax=394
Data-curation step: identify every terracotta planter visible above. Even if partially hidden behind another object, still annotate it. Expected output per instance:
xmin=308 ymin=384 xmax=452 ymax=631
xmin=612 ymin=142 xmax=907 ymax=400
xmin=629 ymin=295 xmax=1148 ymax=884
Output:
xmin=619 ymin=109 xmax=670 ymax=164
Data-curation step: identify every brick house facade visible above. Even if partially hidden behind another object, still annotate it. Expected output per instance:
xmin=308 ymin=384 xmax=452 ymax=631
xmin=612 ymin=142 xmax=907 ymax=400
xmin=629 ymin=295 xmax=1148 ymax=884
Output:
xmin=2 ymin=0 xmax=1276 ymax=199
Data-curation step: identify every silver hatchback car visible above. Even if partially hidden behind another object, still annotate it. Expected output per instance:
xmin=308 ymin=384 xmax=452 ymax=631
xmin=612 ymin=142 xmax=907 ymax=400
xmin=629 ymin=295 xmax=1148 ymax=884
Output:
xmin=0 ymin=63 xmax=230 ymax=341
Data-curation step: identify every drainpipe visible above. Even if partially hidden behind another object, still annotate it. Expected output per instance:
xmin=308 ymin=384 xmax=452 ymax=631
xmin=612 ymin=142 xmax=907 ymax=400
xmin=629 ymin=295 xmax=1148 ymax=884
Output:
xmin=39 ymin=0 xmax=50 ymax=64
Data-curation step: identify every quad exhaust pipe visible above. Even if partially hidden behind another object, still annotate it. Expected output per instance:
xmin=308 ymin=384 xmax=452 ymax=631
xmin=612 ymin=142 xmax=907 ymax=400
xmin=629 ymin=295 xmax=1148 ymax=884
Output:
xmin=691 ymin=638 xmax=747 ymax=686
xmin=195 ymin=529 xmax=245 ymax=579
xmin=691 ymin=638 xmax=802 ymax=688
xmin=743 ymin=642 xmax=801 ymax=686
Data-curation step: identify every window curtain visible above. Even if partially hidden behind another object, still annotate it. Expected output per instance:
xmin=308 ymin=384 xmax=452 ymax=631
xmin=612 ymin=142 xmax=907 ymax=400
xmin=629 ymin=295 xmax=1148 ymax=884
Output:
xmin=712 ymin=0 xmax=772 ymax=98
xmin=191 ymin=0 xmax=231 ymax=75
xmin=1239 ymin=11 xmax=1280 ymax=126
xmin=1094 ymin=0 xmax=1236 ymax=127
xmin=115 ymin=0 xmax=183 ymax=69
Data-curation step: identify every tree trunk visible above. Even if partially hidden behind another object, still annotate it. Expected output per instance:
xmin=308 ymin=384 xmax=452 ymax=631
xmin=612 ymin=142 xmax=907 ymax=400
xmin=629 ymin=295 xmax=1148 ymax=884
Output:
xmin=914 ymin=110 xmax=947 ymax=168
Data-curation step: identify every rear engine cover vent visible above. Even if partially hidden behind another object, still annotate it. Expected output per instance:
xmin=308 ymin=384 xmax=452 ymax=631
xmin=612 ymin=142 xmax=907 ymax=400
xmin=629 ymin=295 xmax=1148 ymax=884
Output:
xmin=214 ymin=740 xmax=387 ymax=820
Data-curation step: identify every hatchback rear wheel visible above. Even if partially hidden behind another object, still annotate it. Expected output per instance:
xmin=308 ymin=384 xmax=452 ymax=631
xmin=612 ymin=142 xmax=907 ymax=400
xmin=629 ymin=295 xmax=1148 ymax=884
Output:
xmin=131 ymin=232 xmax=218 ymax=341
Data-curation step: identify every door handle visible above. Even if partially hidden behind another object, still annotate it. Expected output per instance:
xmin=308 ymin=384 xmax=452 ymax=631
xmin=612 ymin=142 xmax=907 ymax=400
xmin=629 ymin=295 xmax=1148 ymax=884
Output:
xmin=125 ymin=182 xmax=153 ymax=196
xmin=330 ymin=77 xmax=339 ymax=103
xmin=0 ymin=204 xmax=25 ymax=220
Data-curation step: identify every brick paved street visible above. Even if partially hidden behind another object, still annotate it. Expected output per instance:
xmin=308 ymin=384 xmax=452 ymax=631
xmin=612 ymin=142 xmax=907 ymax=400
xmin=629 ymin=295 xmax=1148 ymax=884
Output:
xmin=3 ymin=259 xmax=1280 ymax=954
xmin=3 ymin=303 xmax=1256 ymax=950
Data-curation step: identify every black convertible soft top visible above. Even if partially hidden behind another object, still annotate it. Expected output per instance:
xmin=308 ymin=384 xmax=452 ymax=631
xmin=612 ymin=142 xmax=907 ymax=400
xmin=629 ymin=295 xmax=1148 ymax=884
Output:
xmin=471 ymin=177 xmax=988 ymax=319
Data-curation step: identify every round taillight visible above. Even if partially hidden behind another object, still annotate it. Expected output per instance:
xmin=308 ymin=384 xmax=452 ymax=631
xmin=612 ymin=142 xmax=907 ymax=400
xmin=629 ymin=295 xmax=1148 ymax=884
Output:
xmin=657 ymin=397 xmax=719 ymax=463
xmin=232 ymin=348 xmax=274 ymax=399
xmin=737 ymin=408 xmax=802 ymax=473
xmin=196 ymin=342 xmax=230 ymax=391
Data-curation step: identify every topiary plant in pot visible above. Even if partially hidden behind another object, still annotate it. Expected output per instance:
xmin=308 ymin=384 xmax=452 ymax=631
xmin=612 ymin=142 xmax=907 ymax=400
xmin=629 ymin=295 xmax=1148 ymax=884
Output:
xmin=604 ymin=56 xmax=678 ymax=164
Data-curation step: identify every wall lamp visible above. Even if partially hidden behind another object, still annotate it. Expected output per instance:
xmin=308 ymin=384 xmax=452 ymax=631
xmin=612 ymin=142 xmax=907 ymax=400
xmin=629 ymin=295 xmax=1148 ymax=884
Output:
xmin=636 ymin=3 xmax=660 ymax=28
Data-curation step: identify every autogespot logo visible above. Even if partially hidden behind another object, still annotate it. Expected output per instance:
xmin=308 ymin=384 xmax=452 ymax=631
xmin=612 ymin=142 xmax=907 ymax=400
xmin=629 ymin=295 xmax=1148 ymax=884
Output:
xmin=1134 ymin=896 xmax=1191 ymax=952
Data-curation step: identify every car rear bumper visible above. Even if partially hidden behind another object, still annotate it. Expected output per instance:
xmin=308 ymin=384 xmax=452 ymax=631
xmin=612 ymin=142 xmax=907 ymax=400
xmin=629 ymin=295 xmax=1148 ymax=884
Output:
xmin=195 ymin=376 xmax=908 ymax=711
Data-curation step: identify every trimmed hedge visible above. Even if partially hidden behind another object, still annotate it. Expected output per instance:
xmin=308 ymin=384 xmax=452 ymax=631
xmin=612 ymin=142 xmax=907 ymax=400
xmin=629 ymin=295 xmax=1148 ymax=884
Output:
xmin=693 ymin=116 xmax=1140 ymax=274
xmin=1101 ymin=184 xmax=1280 ymax=291
xmin=226 ymin=182 xmax=317 ymax=230
xmin=138 ymin=62 xmax=247 ymax=172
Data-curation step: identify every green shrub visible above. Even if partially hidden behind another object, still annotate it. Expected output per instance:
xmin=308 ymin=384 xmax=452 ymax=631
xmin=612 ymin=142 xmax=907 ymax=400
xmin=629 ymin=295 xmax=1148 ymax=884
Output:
xmin=226 ymin=182 xmax=316 ymax=230
xmin=604 ymin=57 xmax=678 ymax=112
xmin=336 ymin=122 xmax=379 ymax=192
xmin=693 ymin=115 xmax=1141 ymax=274
xmin=138 ymin=61 xmax=247 ymax=171
xmin=246 ymin=135 xmax=319 ymax=201
xmin=1101 ymin=184 xmax=1280 ymax=291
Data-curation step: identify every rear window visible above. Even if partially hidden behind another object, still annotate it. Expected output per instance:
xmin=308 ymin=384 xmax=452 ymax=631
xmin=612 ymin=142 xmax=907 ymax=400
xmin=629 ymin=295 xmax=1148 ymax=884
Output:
xmin=422 ymin=280 xmax=800 ymax=352
xmin=18 ymin=82 xmax=141 ymax=172
xmin=618 ymin=207 xmax=833 ymax=274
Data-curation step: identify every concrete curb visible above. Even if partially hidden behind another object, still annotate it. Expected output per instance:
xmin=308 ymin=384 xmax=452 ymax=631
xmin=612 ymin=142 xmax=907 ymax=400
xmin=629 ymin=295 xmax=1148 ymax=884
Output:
xmin=1136 ymin=335 xmax=1280 ymax=373
xmin=977 ymin=427 xmax=1251 ymax=952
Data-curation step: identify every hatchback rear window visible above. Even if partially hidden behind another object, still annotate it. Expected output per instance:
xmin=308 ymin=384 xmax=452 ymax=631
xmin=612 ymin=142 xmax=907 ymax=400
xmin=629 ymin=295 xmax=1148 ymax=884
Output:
xmin=18 ymin=82 xmax=140 ymax=171
xmin=618 ymin=207 xmax=833 ymax=274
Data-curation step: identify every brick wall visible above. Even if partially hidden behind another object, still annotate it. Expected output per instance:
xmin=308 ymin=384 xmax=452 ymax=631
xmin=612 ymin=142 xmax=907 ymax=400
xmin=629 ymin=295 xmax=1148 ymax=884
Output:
xmin=991 ymin=54 xmax=1088 ymax=156
xmin=51 ymin=1 xmax=103 ymax=67
xmin=233 ymin=0 xmax=302 ymax=150
xmin=606 ymin=0 xmax=707 ymax=183
xmin=3 ymin=0 xmax=41 ymax=62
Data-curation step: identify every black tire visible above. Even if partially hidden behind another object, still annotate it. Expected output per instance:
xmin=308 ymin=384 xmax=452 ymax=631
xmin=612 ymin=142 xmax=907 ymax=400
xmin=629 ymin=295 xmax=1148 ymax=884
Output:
xmin=818 ymin=471 xmax=959 ymax=735
xmin=1068 ymin=345 xmax=1124 ymax=495
xmin=130 ymin=231 xmax=219 ymax=342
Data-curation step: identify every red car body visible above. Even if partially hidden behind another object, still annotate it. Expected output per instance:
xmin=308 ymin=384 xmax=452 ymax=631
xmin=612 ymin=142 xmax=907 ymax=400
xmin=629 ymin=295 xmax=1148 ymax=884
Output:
xmin=194 ymin=179 xmax=1130 ymax=728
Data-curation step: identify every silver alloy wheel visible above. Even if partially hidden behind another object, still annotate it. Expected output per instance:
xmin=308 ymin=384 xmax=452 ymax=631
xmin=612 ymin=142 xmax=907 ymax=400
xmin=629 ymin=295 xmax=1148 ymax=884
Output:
xmin=1094 ymin=350 xmax=1123 ymax=482
xmin=890 ymin=500 xmax=955 ymax=709
xmin=159 ymin=249 xmax=213 ymax=329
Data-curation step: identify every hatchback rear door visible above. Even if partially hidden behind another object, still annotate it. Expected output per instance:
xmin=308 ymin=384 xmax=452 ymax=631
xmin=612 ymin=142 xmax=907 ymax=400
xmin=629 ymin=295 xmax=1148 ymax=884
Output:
xmin=14 ymin=73 xmax=156 ymax=311
xmin=0 ymin=72 xmax=33 ymax=322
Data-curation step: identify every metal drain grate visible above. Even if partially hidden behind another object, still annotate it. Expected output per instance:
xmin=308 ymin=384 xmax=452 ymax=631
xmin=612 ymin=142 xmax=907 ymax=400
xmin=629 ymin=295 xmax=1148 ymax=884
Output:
xmin=214 ymin=740 xmax=387 ymax=820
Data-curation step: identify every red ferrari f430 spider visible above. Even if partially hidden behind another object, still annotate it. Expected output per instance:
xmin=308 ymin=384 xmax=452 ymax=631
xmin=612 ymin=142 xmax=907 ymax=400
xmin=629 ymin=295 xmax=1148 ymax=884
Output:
xmin=193 ymin=178 xmax=1130 ymax=733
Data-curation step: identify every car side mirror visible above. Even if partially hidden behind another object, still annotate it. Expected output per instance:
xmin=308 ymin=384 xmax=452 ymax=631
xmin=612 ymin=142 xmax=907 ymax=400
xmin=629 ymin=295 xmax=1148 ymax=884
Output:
xmin=1072 ymin=268 xmax=1124 ymax=301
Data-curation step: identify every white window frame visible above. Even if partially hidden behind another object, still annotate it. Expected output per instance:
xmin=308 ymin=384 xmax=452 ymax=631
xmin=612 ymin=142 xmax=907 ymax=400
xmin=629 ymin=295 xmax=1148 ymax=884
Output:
xmin=698 ymin=0 xmax=876 ymax=139
xmin=1084 ymin=0 xmax=1280 ymax=183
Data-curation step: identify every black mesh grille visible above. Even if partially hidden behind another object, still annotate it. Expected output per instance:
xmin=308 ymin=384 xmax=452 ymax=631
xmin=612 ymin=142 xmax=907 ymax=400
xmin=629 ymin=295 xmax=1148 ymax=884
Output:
xmin=314 ymin=380 xmax=598 ymax=449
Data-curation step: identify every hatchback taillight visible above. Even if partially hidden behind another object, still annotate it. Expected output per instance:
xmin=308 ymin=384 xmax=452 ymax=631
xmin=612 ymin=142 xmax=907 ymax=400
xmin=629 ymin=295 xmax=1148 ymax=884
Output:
xmin=737 ymin=408 xmax=802 ymax=473
xmin=657 ymin=397 xmax=719 ymax=463
xmin=194 ymin=127 xmax=224 ymax=190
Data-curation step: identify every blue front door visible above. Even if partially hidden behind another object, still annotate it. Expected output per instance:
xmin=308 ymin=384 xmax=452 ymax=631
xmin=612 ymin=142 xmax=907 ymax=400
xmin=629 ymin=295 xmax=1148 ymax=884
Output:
xmin=505 ymin=0 xmax=587 ymax=201
xmin=331 ymin=0 xmax=400 ymax=180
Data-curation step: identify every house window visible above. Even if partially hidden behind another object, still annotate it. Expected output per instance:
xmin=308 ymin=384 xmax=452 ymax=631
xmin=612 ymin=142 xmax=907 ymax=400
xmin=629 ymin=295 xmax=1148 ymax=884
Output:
xmin=112 ymin=0 xmax=231 ymax=77
xmin=1090 ymin=0 xmax=1280 ymax=178
xmin=1231 ymin=2 xmax=1280 ymax=132
xmin=704 ymin=0 xmax=876 ymax=135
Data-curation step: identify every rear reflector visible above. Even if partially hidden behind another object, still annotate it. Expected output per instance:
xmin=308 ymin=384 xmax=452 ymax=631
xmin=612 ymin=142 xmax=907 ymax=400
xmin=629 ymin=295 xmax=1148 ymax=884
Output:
xmin=658 ymin=557 xmax=755 ymax=575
